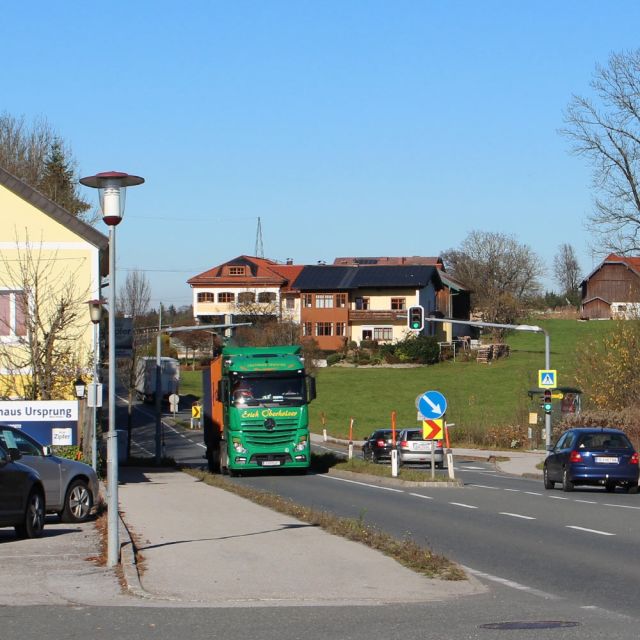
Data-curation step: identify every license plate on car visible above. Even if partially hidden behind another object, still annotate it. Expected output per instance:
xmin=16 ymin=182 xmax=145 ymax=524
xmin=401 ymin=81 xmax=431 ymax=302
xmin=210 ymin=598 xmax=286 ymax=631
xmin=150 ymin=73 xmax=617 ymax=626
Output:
xmin=595 ymin=456 xmax=619 ymax=464
xmin=261 ymin=460 xmax=281 ymax=466
xmin=413 ymin=442 xmax=429 ymax=451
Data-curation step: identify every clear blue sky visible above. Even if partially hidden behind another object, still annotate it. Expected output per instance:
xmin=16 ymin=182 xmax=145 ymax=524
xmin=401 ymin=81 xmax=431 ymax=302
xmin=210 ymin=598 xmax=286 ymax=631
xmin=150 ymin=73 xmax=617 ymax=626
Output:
xmin=3 ymin=1 xmax=639 ymax=307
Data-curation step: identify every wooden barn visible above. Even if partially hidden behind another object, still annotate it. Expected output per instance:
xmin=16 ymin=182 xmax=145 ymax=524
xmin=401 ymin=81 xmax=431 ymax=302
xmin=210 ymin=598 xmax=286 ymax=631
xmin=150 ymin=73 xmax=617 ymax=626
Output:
xmin=580 ymin=254 xmax=640 ymax=319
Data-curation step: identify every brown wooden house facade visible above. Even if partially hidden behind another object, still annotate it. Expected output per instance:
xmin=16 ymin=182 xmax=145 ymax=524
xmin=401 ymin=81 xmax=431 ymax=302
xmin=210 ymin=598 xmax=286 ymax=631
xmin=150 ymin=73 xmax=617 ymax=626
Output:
xmin=580 ymin=253 xmax=640 ymax=319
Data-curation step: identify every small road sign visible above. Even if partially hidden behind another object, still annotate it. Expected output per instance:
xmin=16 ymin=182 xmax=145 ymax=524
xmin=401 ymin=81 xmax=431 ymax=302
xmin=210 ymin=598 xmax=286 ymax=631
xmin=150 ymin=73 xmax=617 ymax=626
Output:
xmin=418 ymin=390 xmax=447 ymax=420
xmin=422 ymin=418 xmax=444 ymax=440
xmin=191 ymin=404 xmax=201 ymax=419
xmin=538 ymin=369 xmax=557 ymax=388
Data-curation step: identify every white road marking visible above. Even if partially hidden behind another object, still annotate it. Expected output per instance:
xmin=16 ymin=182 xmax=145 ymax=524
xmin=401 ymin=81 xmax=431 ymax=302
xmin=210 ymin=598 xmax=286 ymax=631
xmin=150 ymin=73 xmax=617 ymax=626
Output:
xmin=468 ymin=484 xmax=499 ymax=489
xmin=460 ymin=466 xmax=486 ymax=470
xmin=548 ymin=496 xmax=569 ymax=500
xmin=575 ymin=499 xmax=597 ymax=504
xmin=566 ymin=525 xmax=615 ymax=536
xmin=500 ymin=512 xmax=535 ymax=520
xmin=319 ymin=475 xmax=404 ymax=492
xmin=409 ymin=493 xmax=434 ymax=500
xmin=463 ymin=566 xmax=561 ymax=600
xmin=604 ymin=503 xmax=640 ymax=510
xmin=449 ymin=502 xmax=478 ymax=509
xmin=524 ymin=491 xmax=542 ymax=496
xmin=504 ymin=488 xmax=520 ymax=492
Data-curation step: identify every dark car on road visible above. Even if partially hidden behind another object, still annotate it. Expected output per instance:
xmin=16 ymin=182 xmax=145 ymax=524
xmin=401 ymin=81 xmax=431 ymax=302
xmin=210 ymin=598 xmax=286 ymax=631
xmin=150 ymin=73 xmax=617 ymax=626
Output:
xmin=0 ymin=426 xmax=98 ymax=522
xmin=544 ymin=427 xmax=639 ymax=493
xmin=0 ymin=441 xmax=45 ymax=538
xmin=362 ymin=429 xmax=395 ymax=463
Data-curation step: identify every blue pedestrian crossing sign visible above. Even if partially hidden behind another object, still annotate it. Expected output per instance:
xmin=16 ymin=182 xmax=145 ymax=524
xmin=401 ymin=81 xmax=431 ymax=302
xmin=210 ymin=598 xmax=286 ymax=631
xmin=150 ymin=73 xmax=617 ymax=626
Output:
xmin=538 ymin=369 xmax=557 ymax=389
xmin=418 ymin=390 xmax=447 ymax=420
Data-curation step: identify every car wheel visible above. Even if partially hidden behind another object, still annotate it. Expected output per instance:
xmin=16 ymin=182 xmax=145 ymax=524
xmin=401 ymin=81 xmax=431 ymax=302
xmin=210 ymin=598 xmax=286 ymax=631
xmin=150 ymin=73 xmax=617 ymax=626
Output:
xmin=626 ymin=482 xmax=638 ymax=494
xmin=219 ymin=445 xmax=229 ymax=475
xmin=61 ymin=479 xmax=93 ymax=523
xmin=435 ymin=462 xmax=443 ymax=470
xmin=562 ymin=468 xmax=574 ymax=492
xmin=15 ymin=488 xmax=45 ymax=539
xmin=605 ymin=481 xmax=616 ymax=493
xmin=543 ymin=465 xmax=555 ymax=490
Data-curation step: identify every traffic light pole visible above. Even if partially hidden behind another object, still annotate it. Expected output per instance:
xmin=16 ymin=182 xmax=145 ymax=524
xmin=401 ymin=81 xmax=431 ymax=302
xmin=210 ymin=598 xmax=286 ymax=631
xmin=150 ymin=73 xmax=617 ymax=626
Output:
xmin=423 ymin=316 xmax=552 ymax=455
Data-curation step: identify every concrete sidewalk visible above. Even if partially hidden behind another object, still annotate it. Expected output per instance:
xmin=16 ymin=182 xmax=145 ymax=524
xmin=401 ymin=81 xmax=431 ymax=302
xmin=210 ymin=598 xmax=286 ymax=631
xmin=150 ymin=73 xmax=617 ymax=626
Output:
xmin=117 ymin=467 xmax=484 ymax=607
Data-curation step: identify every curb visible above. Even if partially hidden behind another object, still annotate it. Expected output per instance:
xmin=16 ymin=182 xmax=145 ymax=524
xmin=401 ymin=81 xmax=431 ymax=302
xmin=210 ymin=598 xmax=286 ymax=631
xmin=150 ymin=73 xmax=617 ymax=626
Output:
xmin=328 ymin=468 xmax=463 ymax=488
xmin=118 ymin=513 xmax=149 ymax=598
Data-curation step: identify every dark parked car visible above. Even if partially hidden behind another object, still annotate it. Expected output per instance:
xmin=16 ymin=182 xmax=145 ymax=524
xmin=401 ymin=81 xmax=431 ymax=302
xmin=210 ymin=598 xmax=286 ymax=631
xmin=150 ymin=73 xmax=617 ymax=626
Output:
xmin=0 ymin=426 xmax=99 ymax=522
xmin=544 ymin=427 xmax=639 ymax=493
xmin=0 ymin=441 xmax=46 ymax=538
xmin=397 ymin=428 xmax=444 ymax=468
xmin=362 ymin=429 xmax=395 ymax=463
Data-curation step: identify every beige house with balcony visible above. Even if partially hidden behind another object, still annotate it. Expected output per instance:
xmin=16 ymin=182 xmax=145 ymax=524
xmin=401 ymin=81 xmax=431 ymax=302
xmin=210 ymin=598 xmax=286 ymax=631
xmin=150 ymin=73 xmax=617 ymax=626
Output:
xmin=187 ymin=256 xmax=303 ymax=325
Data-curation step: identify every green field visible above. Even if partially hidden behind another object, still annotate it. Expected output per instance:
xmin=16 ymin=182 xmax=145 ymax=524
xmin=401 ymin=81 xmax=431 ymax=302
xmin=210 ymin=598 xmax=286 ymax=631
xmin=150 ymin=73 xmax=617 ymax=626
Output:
xmin=180 ymin=319 xmax=612 ymax=443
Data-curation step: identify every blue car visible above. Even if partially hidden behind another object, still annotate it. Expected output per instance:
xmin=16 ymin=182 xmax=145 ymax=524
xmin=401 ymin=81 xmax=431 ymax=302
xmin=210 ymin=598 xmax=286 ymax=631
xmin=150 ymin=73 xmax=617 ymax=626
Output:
xmin=544 ymin=427 xmax=639 ymax=493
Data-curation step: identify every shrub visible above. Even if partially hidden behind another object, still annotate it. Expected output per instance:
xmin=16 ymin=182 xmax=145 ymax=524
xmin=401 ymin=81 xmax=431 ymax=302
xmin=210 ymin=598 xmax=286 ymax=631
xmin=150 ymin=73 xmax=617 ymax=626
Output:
xmin=395 ymin=335 xmax=439 ymax=364
xmin=326 ymin=353 xmax=344 ymax=366
xmin=360 ymin=339 xmax=378 ymax=350
xmin=558 ymin=407 xmax=640 ymax=450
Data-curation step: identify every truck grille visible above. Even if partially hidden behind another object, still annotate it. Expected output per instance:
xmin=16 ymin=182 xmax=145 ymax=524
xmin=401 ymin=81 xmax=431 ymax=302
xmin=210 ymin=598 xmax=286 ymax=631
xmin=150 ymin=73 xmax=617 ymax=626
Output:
xmin=241 ymin=420 xmax=299 ymax=446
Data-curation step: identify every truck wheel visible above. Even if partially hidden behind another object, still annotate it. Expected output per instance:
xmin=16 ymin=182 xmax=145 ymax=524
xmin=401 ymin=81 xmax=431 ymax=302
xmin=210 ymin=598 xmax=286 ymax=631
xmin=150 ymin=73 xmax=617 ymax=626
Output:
xmin=206 ymin=447 xmax=220 ymax=474
xmin=219 ymin=444 xmax=229 ymax=475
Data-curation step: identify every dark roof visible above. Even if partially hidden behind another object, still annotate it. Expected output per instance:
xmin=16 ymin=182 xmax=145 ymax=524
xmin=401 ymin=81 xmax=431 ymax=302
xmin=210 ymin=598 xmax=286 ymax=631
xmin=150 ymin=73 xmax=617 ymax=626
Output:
xmin=293 ymin=265 xmax=442 ymax=291
xmin=0 ymin=166 xmax=108 ymax=251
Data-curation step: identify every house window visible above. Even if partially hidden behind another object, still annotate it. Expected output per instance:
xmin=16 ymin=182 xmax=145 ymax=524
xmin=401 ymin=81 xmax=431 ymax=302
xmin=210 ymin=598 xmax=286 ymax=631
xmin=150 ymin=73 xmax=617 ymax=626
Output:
xmin=362 ymin=329 xmax=373 ymax=340
xmin=285 ymin=295 xmax=296 ymax=309
xmin=238 ymin=292 xmax=255 ymax=304
xmin=355 ymin=297 xmax=370 ymax=310
xmin=197 ymin=292 xmax=215 ymax=303
xmin=316 ymin=322 xmax=333 ymax=336
xmin=373 ymin=327 xmax=393 ymax=341
xmin=228 ymin=266 xmax=245 ymax=276
xmin=218 ymin=292 xmax=234 ymax=303
xmin=316 ymin=294 xmax=334 ymax=308
xmin=303 ymin=322 xmax=312 ymax=336
xmin=336 ymin=293 xmax=347 ymax=308
xmin=335 ymin=322 xmax=346 ymax=336
xmin=391 ymin=298 xmax=406 ymax=310
xmin=0 ymin=291 xmax=27 ymax=337
xmin=302 ymin=294 xmax=313 ymax=308
xmin=258 ymin=292 xmax=276 ymax=303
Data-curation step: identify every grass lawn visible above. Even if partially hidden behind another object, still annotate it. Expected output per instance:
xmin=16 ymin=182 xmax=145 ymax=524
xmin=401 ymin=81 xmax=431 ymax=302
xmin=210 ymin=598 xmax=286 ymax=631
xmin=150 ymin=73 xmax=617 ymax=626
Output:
xmin=177 ymin=319 xmax=612 ymax=443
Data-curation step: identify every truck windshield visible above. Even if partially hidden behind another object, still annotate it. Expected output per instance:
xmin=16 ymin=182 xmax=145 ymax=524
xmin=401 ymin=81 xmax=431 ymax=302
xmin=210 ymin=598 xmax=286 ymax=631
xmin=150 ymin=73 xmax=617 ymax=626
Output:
xmin=232 ymin=375 xmax=305 ymax=407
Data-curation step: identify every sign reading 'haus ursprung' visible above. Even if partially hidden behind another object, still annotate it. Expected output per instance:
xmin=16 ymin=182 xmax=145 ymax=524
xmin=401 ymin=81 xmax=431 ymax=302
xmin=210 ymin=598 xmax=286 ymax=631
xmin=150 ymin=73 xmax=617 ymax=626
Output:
xmin=0 ymin=400 xmax=79 ymax=446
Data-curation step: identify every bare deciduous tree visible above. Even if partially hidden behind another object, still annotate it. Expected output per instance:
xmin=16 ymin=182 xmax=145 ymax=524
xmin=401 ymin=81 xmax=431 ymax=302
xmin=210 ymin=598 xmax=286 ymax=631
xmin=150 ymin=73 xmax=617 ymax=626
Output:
xmin=441 ymin=231 xmax=544 ymax=334
xmin=553 ymin=243 xmax=582 ymax=303
xmin=0 ymin=113 xmax=92 ymax=221
xmin=562 ymin=49 xmax=640 ymax=255
xmin=0 ymin=235 xmax=89 ymax=399
xmin=115 ymin=270 xmax=153 ymax=438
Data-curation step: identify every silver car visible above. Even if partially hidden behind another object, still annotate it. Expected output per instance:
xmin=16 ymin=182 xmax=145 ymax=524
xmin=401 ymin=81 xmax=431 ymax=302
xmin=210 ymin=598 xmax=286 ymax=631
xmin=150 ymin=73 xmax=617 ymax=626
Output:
xmin=0 ymin=426 xmax=99 ymax=523
xmin=397 ymin=428 xmax=444 ymax=468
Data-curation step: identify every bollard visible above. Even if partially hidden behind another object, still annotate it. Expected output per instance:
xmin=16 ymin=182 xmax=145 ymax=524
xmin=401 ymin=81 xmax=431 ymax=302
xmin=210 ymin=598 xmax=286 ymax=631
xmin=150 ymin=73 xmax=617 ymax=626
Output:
xmin=323 ymin=428 xmax=327 ymax=442
xmin=391 ymin=449 xmax=399 ymax=477
xmin=447 ymin=449 xmax=455 ymax=479
xmin=348 ymin=442 xmax=353 ymax=460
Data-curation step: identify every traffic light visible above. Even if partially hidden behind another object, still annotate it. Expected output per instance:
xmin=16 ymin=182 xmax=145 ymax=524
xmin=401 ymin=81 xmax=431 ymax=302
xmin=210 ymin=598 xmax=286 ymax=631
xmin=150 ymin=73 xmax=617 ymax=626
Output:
xmin=408 ymin=305 xmax=424 ymax=331
xmin=542 ymin=389 xmax=553 ymax=414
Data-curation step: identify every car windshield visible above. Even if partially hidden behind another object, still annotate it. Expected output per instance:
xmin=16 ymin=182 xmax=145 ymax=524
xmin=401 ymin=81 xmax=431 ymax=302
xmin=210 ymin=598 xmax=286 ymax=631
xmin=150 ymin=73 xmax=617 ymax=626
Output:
xmin=0 ymin=427 xmax=42 ymax=457
xmin=578 ymin=433 xmax=632 ymax=450
xmin=232 ymin=375 xmax=306 ymax=407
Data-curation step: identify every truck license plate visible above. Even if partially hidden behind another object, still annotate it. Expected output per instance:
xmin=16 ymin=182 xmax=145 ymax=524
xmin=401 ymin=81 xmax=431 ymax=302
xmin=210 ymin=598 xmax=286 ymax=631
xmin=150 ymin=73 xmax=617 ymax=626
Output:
xmin=262 ymin=460 xmax=281 ymax=466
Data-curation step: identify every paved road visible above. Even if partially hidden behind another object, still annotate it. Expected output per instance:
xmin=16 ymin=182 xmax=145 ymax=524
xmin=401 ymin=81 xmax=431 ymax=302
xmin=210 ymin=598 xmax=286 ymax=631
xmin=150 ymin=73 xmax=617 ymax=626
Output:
xmin=132 ymin=407 xmax=640 ymax=620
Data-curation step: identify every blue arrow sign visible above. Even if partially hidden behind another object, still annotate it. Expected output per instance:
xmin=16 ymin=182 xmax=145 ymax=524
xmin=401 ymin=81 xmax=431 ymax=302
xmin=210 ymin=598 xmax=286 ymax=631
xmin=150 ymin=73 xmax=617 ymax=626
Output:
xmin=418 ymin=390 xmax=447 ymax=420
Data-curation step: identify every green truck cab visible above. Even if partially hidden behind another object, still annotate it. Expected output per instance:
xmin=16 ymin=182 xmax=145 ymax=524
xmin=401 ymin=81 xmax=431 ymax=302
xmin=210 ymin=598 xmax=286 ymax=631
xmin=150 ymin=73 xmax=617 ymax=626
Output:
xmin=202 ymin=345 xmax=316 ymax=475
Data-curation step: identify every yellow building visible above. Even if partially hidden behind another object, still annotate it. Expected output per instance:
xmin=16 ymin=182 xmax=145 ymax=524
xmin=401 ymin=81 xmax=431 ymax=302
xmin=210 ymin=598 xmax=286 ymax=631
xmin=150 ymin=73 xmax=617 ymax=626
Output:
xmin=0 ymin=167 xmax=108 ymax=399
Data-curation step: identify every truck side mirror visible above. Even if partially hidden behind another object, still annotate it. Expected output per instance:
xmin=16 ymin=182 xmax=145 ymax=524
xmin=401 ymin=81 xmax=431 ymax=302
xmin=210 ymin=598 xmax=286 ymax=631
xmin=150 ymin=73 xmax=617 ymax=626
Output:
xmin=307 ymin=376 xmax=316 ymax=402
xmin=218 ymin=379 xmax=229 ymax=401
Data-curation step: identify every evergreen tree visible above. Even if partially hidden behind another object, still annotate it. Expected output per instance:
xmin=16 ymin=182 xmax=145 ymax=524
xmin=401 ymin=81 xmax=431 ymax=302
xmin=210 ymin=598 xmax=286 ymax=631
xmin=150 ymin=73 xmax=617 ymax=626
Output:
xmin=38 ymin=139 xmax=91 ymax=219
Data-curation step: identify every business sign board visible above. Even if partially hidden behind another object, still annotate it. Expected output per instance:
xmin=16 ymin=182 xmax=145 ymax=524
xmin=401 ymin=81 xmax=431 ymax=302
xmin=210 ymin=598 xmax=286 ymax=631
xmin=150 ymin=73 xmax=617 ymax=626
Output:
xmin=0 ymin=400 xmax=78 ymax=446
xmin=115 ymin=317 xmax=134 ymax=358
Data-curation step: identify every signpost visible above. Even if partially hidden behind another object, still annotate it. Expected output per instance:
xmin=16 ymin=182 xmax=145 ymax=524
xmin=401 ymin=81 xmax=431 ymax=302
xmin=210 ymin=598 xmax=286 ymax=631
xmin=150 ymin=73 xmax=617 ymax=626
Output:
xmin=538 ymin=369 xmax=557 ymax=388
xmin=417 ymin=390 xmax=447 ymax=420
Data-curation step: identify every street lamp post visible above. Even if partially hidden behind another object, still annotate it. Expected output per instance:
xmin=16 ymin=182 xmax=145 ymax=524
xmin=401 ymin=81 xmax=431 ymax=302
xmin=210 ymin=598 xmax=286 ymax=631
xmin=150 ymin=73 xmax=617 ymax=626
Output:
xmin=87 ymin=299 xmax=104 ymax=472
xmin=80 ymin=171 xmax=144 ymax=568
